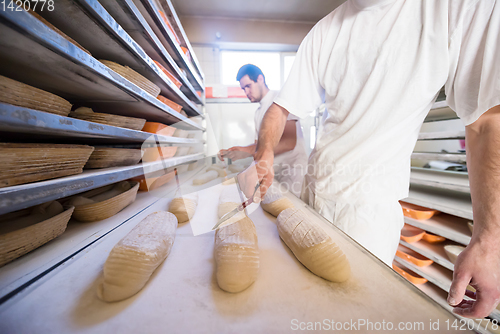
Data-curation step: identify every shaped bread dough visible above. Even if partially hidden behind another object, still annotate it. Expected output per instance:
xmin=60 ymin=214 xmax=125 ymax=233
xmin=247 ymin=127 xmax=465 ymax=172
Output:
xmin=91 ymin=181 xmax=131 ymax=202
xmin=66 ymin=196 xmax=95 ymax=207
xmin=221 ymin=174 xmax=237 ymax=185
xmin=276 ymin=208 xmax=350 ymax=282
xmin=168 ymin=192 xmax=198 ymax=223
xmin=215 ymin=186 xmax=259 ymax=293
xmin=228 ymin=164 xmax=245 ymax=173
xmin=0 ymin=201 xmax=64 ymax=233
xmin=206 ymin=165 xmax=226 ymax=177
xmin=260 ymin=185 xmax=294 ymax=217
xmin=193 ymin=170 xmax=218 ymax=185
xmin=97 ymin=211 xmax=178 ymax=302
xmin=217 ymin=185 xmax=246 ymax=225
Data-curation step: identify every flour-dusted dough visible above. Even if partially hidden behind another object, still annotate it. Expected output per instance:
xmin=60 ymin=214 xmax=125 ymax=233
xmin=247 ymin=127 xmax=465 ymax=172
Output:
xmin=168 ymin=192 xmax=198 ymax=223
xmin=66 ymin=196 xmax=95 ymax=207
xmin=261 ymin=185 xmax=294 ymax=217
xmin=193 ymin=170 xmax=218 ymax=185
xmin=217 ymin=185 xmax=245 ymax=225
xmin=91 ymin=181 xmax=131 ymax=202
xmin=228 ymin=164 xmax=245 ymax=173
xmin=221 ymin=174 xmax=237 ymax=185
xmin=276 ymin=208 xmax=351 ymax=282
xmin=215 ymin=186 xmax=259 ymax=293
xmin=0 ymin=201 xmax=64 ymax=233
xmin=206 ymin=165 xmax=226 ymax=177
xmin=97 ymin=211 xmax=178 ymax=302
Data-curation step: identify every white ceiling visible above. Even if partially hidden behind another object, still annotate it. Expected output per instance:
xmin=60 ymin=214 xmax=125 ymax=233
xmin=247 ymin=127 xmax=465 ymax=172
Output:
xmin=171 ymin=0 xmax=347 ymax=23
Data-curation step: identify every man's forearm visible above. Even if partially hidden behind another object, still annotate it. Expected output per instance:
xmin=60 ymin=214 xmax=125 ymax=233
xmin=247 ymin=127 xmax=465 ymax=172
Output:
xmin=447 ymin=105 xmax=500 ymax=318
xmin=256 ymin=103 xmax=289 ymax=155
xmin=466 ymin=105 xmax=500 ymax=241
xmin=273 ymin=120 xmax=297 ymax=156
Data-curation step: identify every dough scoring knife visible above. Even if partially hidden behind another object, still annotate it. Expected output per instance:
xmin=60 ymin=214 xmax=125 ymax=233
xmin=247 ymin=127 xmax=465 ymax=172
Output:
xmin=211 ymin=181 xmax=261 ymax=230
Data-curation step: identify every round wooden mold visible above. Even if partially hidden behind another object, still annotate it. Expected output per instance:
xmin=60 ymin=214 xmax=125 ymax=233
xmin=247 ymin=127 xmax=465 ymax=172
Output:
xmin=0 ymin=206 xmax=74 ymax=267
xmin=71 ymin=182 xmax=139 ymax=222
xmin=84 ymin=148 xmax=142 ymax=169
xmin=69 ymin=108 xmax=146 ymax=131
xmin=0 ymin=75 xmax=72 ymax=116
xmin=0 ymin=143 xmax=94 ymax=188
xmin=99 ymin=60 xmax=161 ymax=97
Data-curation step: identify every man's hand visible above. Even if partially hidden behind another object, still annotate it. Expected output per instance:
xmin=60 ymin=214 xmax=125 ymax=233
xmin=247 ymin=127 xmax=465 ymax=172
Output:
xmin=448 ymin=237 xmax=500 ymax=318
xmin=448 ymin=105 xmax=500 ymax=318
xmin=218 ymin=145 xmax=255 ymax=161
xmin=236 ymin=148 xmax=274 ymax=201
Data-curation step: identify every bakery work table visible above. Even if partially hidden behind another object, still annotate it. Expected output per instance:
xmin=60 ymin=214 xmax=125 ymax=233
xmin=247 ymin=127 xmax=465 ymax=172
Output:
xmin=0 ymin=183 xmax=469 ymax=333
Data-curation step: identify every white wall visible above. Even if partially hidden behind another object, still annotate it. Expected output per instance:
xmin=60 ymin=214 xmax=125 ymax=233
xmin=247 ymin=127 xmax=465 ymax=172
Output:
xmin=205 ymin=102 xmax=257 ymax=155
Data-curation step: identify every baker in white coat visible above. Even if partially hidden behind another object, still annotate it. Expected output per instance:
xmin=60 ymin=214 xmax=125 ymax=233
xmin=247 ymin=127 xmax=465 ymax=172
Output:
xmin=219 ymin=64 xmax=308 ymax=197
xmin=245 ymin=0 xmax=500 ymax=319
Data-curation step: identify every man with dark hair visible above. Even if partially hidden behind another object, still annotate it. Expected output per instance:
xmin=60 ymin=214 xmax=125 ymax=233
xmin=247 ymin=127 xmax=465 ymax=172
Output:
xmin=243 ymin=0 xmax=500 ymax=319
xmin=219 ymin=64 xmax=308 ymax=196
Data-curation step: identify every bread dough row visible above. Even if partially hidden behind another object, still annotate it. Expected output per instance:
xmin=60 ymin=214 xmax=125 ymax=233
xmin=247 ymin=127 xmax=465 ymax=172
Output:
xmin=260 ymin=184 xmax=295 ymax=217
xmin=277 ymin=208 xmax=351 ymax=283
xmin=168 ymin=192 xmax=198 ymax=223
xmin=98 ymin=211 xmax=178 ymax=302
xmin=215 ymin=185 xmax=259 ymax=293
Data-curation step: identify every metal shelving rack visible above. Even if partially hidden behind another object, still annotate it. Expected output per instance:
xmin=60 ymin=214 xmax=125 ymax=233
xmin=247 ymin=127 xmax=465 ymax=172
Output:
xmin=0 ymin=8 xmax=201 ymax=129
xmin=0 ymin=153 xmax=204 ymax=215
xmin=0 ymin=103 xmax=203 ymax=145
xmin=398 ymin=101 xmax=500 ymax=327
xmin=130 ymin=0 xmax=205 ymax=91
xmin=97 ymin=0 xmax=203 ymax=105
xmin=0 ymin=0 xmax=206 ymax=304
xmin=36 ymin=0 xmax=203 ymax=115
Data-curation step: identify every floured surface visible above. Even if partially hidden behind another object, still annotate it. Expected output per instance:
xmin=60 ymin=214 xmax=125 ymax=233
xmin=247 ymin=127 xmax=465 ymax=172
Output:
xmin=0 ymin=190 xmax=466 ymax=333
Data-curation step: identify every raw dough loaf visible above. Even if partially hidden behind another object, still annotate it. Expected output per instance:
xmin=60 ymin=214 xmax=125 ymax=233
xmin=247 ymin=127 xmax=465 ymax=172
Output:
xmin=215 ymin=186 xmax=259 ymax=293
xmin=217 ymin=185 xmax=245 ymax=226
xmin=276 ymin=208 xmax=351 ymax=282
xmin=0 ymin=201 xmax=64 ymax=234
xmin=193 ymin=170 xmax=218 ymax=185
xmin=97 ymin=211 xmax=178 ymax=302
xmin=206 ymin=165 xmax=227 ymax=177
xmin=261 ymin=185 xmax=294 ymax=217
xmin=168 ymin=192 xmax=198 ymax=223
xmin=228 ymin=164 xmax=245 ymax=173
xmin=221 ymin=174 xmax=237 ymax=185
xmin=65 ymin=196 xmax=95 ymax=207
xmin=91 ymin=181 xmax=131 ymax=202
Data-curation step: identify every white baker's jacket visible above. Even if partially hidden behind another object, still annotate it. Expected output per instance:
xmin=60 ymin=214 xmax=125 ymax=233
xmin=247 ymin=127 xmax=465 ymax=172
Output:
xmin=273 ymin=0 xmax=500 ymax=264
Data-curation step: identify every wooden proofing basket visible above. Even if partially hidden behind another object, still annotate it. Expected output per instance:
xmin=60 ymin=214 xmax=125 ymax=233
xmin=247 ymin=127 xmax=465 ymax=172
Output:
xmin=0 ymin=206 xmax=75 ymax=267
xmin=0 ymin=143 xmax=94 ymax=188
xmin=100 ymin=60 xmax=161 ymax=97
xmin=69 ymin=111 xmax=146 ymax=131
xmin=85 ymin=148 xmax=142 ymax=169
xmin=72 ymin=182 xmax=140 ymax=222
xmin=0 ymin=75 xmax=72 ymax=116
